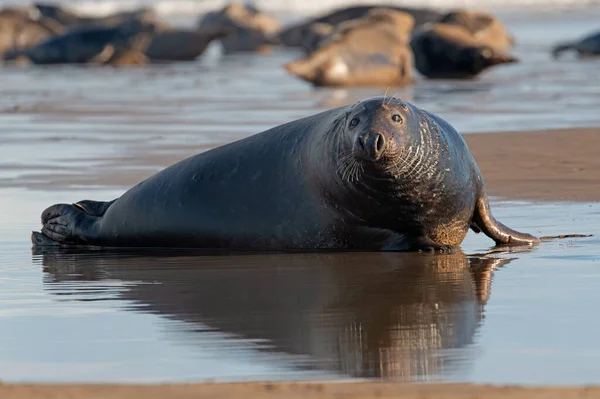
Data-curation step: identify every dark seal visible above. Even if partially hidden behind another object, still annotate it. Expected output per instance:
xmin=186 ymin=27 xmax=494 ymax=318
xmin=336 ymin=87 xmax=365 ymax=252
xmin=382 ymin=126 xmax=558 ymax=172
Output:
xmin=32 ymin=97 xmax=539 ymax=252
xmin=410 ymin=23 xmax=518 ymax=79
xmin=552 ymin=30 xmax=600 ymax=59
xmin=4 ymin=17 xmax=158 ymax=65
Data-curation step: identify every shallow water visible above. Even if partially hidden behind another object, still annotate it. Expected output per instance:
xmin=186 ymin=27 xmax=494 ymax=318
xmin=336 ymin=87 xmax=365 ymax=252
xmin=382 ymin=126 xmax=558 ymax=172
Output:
xmin=0 ymin=7 xmax=600 ymax=386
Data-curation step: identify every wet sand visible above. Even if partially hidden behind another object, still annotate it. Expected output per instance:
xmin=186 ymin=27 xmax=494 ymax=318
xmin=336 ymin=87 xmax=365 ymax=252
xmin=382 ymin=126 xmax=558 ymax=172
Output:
xmin=2 ymin=382 xmax=600 ymax=399
xmin=466 ymin=128 xmax=600 ymax=202
xmin=1 ymin=6 xmax=600 ymax=392
xmin=9 ymin=126 xmax=596 ymax=202
xmin=2 ymin=129 xmax=599 ymax=398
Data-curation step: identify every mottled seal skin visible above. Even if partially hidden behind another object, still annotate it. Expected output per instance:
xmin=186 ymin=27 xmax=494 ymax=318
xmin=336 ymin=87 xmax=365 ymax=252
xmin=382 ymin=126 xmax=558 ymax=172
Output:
xmin=32 ymin=97 xmax=539 ymax=252
xmin=552 ymin=31 xmax=600 ymax=58
xmin=144 ymin=28 xmax=231 ymax=61
xmin=277 ymin=4 xmax=442 ymax=48
xmin=284 ymin=9 xmax=415 ymax=87
xmin=438 ymin=9 xmax=515 ymax=52
xmin=411 ymin=23 xmax=519 ymax=79
xmin=298 ymin=22 xmax=335 ymax=54
xmin=4 ymin=18 xmax=158 ymax=65
xmin=0 ymin=7 xmax=64 ymax=57
xmin=197 ymin=3 xmax=280 ymax=54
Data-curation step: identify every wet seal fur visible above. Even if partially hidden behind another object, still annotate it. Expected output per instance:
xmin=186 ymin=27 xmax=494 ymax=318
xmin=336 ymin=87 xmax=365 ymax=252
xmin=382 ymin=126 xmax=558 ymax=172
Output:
xmin=197 ymin=3 xmax=280 ymax=54
xmin=283 ymin=9 xmax=415 ymax=87
xmin=552 ymin=30 xmax=600 ymax=59
xmin=438 ymin=9 xmax=516 ymax=52
xmin=32 ymin=97 xmax=540 ymax=252
xmin=277 ymin=5 xmax=442 ymax=48
xmin=410 ymin=23 xmax=519 ymax=79
xmin=4 ymin=17 xmax=158 ymax=65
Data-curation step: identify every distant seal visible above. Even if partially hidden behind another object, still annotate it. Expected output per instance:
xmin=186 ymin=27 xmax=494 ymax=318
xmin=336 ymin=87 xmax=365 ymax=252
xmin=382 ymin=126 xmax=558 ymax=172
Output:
xmin=33 ymin=3 xmax=166 ymax=30
xmin=552 ymin=30 xmax=600 ymax=58
xmin=438 ymin=9 xmax=516 ymax=52
xmin=298 ymin=22 xmax=335 ymax=54
xmin=197 ymin=3 xmax=280 ymax=53
xmin=0 ymin=7 xmax=64 ymax=57
xmin=284 ymin=9 xmax=415 ymax=86
xmin=4 ymin=18 xmax=158 ymax=65
xmin=32 ymin=96 xmax=539 ymax=252
xmin=144 ymin=28 xmax=231 ymax=61
xmin=277 ymin=5 xmax=441 ymax=48
xmin=410 ymin=23 xmax=519 ymax=79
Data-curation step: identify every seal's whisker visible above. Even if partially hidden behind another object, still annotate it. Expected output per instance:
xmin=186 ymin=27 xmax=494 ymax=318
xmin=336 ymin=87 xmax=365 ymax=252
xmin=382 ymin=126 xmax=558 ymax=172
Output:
xmin=388 ymin=92 xmax=399 ymax=105
xmin=383 ymin=87 xmax=390 ymax=104
xmin=336 ymin=152 xmax=363 ymax=183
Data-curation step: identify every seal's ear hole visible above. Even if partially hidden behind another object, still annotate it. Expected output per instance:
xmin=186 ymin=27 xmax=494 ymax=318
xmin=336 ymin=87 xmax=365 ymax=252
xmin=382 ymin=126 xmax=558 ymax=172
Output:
xmin=392 ymin=114 xmax=403 ymax=123
xmin=349 ymin=117 xmax=360 ymax=129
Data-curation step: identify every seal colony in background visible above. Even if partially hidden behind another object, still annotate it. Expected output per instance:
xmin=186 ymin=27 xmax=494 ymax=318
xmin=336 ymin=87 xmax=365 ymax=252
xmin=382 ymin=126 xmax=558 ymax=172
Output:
xmin=1 ymin=1 xmax=594 ymax=84
xmin=32 ymin=97 xmax=539 ymax=253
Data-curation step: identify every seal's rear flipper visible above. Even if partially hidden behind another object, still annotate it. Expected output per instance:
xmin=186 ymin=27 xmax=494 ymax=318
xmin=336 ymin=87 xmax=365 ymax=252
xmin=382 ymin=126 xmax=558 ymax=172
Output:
xmin=552 ymin=43 xmax=572 ymax=58
xmin=74 ymin=199 xmax=116 ymax=217
xmin=472 ymin=192 xmax=540 ymax=246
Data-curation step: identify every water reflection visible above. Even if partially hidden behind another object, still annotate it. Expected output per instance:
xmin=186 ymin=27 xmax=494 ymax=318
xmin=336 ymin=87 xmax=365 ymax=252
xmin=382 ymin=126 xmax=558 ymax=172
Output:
xmin=34 ymin=248 xmax=512 ymax=382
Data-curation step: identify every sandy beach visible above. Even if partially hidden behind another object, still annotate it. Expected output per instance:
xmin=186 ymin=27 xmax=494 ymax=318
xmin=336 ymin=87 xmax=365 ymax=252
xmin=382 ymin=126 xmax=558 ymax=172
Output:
xmin=2 ymin=126 xmax=599 ymax=398
xmin=0 ymin=2 xmax=599 ymax=396
xmin=2 ymin=382 xmax=600 ymax=399
xmin=467 ymin=128 xmax=600 ymax=202
xmin=9 ymin=127 xmax=595 ymax=202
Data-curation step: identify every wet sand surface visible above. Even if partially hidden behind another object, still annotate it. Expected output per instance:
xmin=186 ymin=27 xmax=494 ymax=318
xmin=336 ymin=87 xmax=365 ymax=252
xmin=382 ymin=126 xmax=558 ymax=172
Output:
xmin=0 ymin=5 xmax=600 ymax=395
xmin=2 ymin=382 xmax=600 ymax=399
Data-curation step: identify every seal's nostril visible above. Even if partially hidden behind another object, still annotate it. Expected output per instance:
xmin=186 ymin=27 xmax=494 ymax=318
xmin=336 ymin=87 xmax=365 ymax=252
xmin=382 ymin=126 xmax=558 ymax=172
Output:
xmin=375 ymin=134 xmax=384 ymax=154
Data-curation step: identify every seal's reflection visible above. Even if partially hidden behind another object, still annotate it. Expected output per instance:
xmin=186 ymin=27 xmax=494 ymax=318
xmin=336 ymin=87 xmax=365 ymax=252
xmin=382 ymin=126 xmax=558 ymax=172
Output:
xmin=35 ymin=249 xmax=510 ymax=381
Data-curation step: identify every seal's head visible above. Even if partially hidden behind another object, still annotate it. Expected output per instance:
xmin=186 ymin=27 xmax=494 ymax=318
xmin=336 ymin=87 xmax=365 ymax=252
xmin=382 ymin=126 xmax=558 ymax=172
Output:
xmin=460 ymin=46 xmax=519 ymax=77
xmin=343 ymin=96 xmax=419 ymax=167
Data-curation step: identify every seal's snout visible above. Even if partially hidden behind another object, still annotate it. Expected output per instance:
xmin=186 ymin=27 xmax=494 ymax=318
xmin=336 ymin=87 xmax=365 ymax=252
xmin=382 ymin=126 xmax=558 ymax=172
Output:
xmin=355 ymin=131 xmax=386 ymax=161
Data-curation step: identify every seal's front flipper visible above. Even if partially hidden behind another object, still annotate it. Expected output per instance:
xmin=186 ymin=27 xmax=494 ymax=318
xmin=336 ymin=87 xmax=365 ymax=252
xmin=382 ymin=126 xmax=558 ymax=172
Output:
xmin=36 ymin=203 xmax=100 ymax=246
xmin=472 ymin=192 xmax=540 ymax=246
xmin=89 ymin=44 xmax=115 ymax=64
xmin=74 ymin=199 xmax=116 ymax=217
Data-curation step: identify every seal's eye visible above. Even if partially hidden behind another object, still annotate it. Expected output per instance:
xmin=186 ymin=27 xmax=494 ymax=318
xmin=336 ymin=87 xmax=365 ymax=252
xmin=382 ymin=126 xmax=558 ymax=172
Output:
xmin=349 ymin=117 xmax=360 ymax=129
xmin=391 ymin=114 xmax=403 ymax=123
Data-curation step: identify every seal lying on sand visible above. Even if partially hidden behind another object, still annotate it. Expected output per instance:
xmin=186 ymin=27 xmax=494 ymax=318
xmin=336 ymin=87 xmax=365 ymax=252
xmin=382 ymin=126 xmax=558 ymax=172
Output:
xmin=3 ymin=18 xmax=158 ymax=65
xmin=0 ymin=7 xmax=64 ymax=57
xmin=277 ymin=4 xmax=441 ymax=48
xmin=197 ymin=2 xmax=280 ymax=53
xmin=284 ymin=9 xmax=415 ymax=86
xmin=32 ymin=97 xmax=539 ymax=252
xmin=144 ymin=28 xmax=231 ymax=61
xmin=552 ymin=30 xmax=600 ymax=58
xmin=297 ymin=22 xmax=335 ymax=54
xmin=410 ymin=23 xmax=518 ymax=79
xmin=438 ymin=9 xmax=515 ymax=52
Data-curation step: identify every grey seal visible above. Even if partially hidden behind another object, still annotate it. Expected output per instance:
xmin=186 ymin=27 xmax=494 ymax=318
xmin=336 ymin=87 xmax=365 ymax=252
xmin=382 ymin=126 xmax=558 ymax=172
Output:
xmin=4 ymin=18 xmax=157 ymax=65
xmin=410 ymin=23 xmax=519 ymax=79
xmin=283 ymin=9 xmax=414 ymax=86
xmin=32 ymin=96 xmax=539 ymax=252
xmin=552 ymin=31 xmax=600 ymax=58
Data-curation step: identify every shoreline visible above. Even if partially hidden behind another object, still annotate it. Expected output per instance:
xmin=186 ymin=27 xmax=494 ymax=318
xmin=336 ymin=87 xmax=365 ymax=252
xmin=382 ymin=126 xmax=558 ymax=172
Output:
xmin=2 ymin=382 xmax=600 ymax=399
xmin=7 ymin=127 xmax=599 ymax=203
